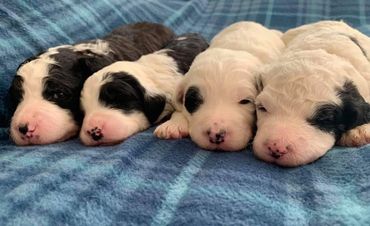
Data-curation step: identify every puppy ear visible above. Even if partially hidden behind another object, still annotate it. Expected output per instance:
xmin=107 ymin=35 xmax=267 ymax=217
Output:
xmin=143 ymin=94 xmax=166 ymax=124
xmin=74 ymin=56 xmax=113 ymax=79
xmin=255 ymin=74 xmax=264 ymax=93
xmin=339 ymin=81 xmax=370 ymax=130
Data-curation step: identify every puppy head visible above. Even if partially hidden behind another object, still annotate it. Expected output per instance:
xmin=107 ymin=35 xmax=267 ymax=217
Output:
xmin=253 ymin=50 xmax=370 ymax=167
xmin=80 ymin=67 xmax=166 ymax=146
xmin=9 ymin=46 xmax=112 ymax=145
xmin=176 ymin=49 xmax=260 ymax=151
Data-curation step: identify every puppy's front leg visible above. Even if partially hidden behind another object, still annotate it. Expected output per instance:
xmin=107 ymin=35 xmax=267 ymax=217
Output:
xmin=154 ymin=111 xmax=189 ymax=139
xmin=338 ymin=123 xmax=370 ymax=146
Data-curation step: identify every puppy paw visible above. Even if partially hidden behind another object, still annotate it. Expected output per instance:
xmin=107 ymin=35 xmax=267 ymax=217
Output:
xmin=154 ymin=112 xmax=188 ymax=139
xmin=338 ymin=124 xmax=370 ymax=147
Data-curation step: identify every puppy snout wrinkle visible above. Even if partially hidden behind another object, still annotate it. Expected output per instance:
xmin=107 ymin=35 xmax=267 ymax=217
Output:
xmin=18 ymin=124 xmax=29 ymax=135
xmin=88 ymin=127 xmax=103 ymax=141
xmin=207 ymin=128 xmax=226 ymax=144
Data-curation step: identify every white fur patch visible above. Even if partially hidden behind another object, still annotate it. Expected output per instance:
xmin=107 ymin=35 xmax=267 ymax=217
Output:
xmin=74 ymin=39 xmax=112 ymax=55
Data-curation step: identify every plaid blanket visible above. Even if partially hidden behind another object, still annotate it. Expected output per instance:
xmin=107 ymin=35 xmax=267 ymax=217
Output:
xmin=1 ymin=0 xmax=370 ymax=225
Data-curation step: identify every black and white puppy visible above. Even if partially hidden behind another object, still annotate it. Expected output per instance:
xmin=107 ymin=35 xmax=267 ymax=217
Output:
xmin=79 ymin=33 xmax=208 ymax=146
xmin=8 ymin=22 xmax=175 ymax=145
xmin=253 ymin=21 xmax=370 ymax=167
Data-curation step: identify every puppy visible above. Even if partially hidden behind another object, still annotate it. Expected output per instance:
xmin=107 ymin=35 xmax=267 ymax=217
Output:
xmin=253 ymin=21 xmax=370 ymax=167
xmin=154 ymin=22 xmax=285 ymax=151
xmin=8 ymin=22 xmax=174 ymax=145
xmin=79 ymin=33 xmax=208 ymax=146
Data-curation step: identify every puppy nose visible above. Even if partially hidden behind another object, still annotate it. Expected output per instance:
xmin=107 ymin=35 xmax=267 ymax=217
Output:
xmin=87 ymin=127 xmax=103 ymax=141
xmin=266 ymin=140 xmax=292 ymax=159
xmin=18 ymin=124 xmax=28 ymax=135
xmin=207 ymin=129 xmax=226 ymax=144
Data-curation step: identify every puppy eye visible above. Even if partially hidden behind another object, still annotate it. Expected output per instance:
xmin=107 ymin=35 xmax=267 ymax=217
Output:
xmin=239 ymin=99 xmax=251 ymax=105
xmin=257 ymin=104 xmax=267 ymax=112
xmin=52 ymin=91 xmax=66 ymax=100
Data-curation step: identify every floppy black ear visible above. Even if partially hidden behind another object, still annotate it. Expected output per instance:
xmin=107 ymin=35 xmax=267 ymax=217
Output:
xmin=143 ymin=94 xmax=166 ymax=124
xmin=339 ymin=81 xmax=370 ymax=130
xmin=74 ymin=56 xmax=113 ymax=79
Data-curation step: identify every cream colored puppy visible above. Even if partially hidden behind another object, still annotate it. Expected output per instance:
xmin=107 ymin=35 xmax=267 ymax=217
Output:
xmin=253 ymin=21 xmax=370 ymax=167
xmin=155 ymin=22 xmax=285 ymax=151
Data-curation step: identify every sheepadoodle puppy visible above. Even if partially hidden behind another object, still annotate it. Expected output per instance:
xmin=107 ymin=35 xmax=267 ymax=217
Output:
xmin=154 ymin=22 xmax=285 ymax=151
xmin=8 ymin=22 xmax=174 ymax=145
xmin=253 ymin=21 xmax=370 ymax=167
xmin=79 ymin=33 xmax=208 ymax=146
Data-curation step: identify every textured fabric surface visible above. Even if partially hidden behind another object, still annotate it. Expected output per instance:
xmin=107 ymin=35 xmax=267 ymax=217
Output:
xmin=1 ymin=0 xmax=370 ymax=225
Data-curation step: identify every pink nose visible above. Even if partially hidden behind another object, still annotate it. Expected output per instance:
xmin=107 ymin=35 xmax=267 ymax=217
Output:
xmin=266 ymin=140 xmax=292 ymax=159
xmin=87 ymin=127 xmax=104 ymax=141
xmin=207 ymin=128 xmax=226 ymax=144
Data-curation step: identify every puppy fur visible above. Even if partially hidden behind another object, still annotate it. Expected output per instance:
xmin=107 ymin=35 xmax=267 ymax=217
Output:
xmin=80 ymin=33 xmax=208 ymax=146
xmin=253 ymin=21 xmax=370 ymax=167
xmin=154 ymin=21 xmax=285 ymax=151
xmin=8 ymin=22 xmax=174 ymax=145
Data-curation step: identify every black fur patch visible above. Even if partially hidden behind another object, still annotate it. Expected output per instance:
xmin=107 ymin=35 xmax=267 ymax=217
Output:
xmin=308 ymin=81 xmax=370 ymax=139
xmin=165 ymin=33 xmax=209 ymax=74
xmin=108 ymin=22 xmax=175 ymax=55
xmin=8 ymin=75 xmax=24 ymax=113
xmin=184 ymin=86 xmax=204 ymax=114
xmin=99 ymin=72 xmax=166 ymax=124
xmin=41 ymin=48 xmax=106 ymax=123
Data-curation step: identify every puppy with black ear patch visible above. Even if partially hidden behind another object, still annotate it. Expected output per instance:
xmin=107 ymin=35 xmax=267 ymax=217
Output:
xmin=79 ymin=33 xmax=208 ymax=146
xmin=253 ymin=21 xmax=370 ymax=167
xmin=8 ymin=22 xmax=175 ymax=145
xmin=154 ymin=22 xmax=285 ymax=151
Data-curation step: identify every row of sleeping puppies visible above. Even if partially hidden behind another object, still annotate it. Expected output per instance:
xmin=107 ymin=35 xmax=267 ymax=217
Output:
xmin=8 ymin=21 xmax=370 ymax=167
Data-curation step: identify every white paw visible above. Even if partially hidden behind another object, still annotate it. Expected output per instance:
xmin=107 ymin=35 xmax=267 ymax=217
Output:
xmin=154 ymin=119 xmax=188 ymax=139
xmin=338 ymin=124 xmax=370 ymax=147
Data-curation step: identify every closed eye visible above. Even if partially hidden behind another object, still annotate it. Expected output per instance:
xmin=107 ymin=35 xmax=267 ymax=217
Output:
xmin=239 ymin=99 xmax=252 ymax=105
xmin=256 ymin=104 xmax=267 ymax=112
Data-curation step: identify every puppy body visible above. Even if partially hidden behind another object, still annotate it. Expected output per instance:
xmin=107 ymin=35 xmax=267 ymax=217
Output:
xmin=155 ymin=21 xmax=285 ymax=151
xmin=253 ymin=21 xmax=370 ymax=167
xmin=80 ymin=33 xmax=208 ymax=146
xmin=282 ymin=20 xmax=370 ymax=89
xmin=9 ymin=22 xmax=174 ymax=145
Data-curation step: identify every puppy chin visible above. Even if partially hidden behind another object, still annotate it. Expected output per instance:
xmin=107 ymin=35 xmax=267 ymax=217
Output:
xmin=253 ymin=118 xmax=335 ymax=167
xmin=194 ymin=138 xmax=250 ymax=152
xmin=80 ymin=110 xmax=149 ymax=146
xmin=10 ymin=102 xmax=78 ymax=145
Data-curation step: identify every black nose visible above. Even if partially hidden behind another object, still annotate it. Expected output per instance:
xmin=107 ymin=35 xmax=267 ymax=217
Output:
xmin=18 ymin=124 xmax=28 ymax=135
xmin=88 ymin=127 xmax=103 ymax=141
xmin=208 ymin=130 xmax=226 ymax=144
xmin=91 ymin=132 xmax=103 ymax=141
xmin=271 ymin=152 xmax=282 ymax=159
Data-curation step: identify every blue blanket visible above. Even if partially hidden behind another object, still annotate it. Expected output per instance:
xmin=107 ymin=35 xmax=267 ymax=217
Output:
xmin=1 ymin=0 xmax=370 ymax=225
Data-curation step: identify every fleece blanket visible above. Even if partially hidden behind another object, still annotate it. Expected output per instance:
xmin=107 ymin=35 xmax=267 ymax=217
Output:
xmin=1 ymin=0 xmax=370 ymax=225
